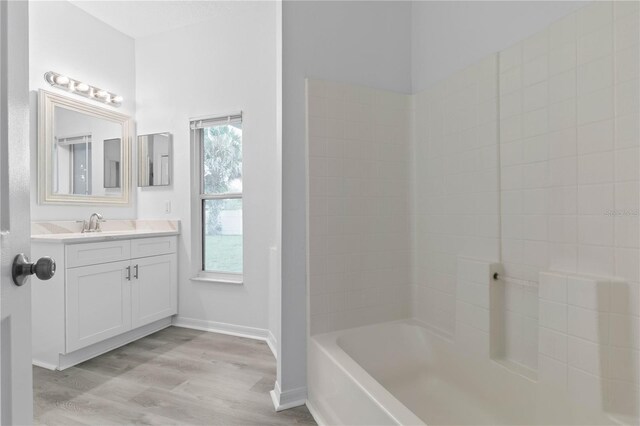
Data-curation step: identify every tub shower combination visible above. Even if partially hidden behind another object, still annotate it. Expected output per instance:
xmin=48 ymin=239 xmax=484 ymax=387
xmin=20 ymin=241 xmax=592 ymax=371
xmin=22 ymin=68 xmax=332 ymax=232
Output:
xmin=306 ymin=3 xmax=639 ymax=425
xmin=310 ymin=320 xmax=616 ymax=425
xmin=308 ymin=266 xmax=635 ymax=425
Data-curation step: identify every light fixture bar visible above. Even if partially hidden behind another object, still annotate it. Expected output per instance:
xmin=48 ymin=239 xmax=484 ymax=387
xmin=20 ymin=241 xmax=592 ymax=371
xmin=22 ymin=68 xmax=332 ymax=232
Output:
xmin=44 ymin=71 xmax=123 ymax=107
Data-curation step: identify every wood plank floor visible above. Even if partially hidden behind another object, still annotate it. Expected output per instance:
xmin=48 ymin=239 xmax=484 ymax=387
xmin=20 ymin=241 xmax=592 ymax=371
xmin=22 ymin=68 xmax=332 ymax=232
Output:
xmin=34 ymin=326 xmax=316 ymax=425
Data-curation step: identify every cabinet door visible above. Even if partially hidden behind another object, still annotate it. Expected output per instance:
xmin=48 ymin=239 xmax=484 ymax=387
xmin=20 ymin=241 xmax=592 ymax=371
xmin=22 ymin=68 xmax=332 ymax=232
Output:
xmin=66 ymin=260 xmax=132 ymax=353
xmin=131 ymin=254 xmax=177 ymax=328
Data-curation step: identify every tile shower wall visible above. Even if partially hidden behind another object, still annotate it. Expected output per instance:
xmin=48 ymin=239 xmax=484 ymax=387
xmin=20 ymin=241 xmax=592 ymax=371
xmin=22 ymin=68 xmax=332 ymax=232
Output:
xmin=307 ymin=79 xmax=412 ymax=335
xmin=496 ymin=1 xmax=639 ymax=371
xmin=412 ymin=56 xmax=500 ymax=335
xmin=538 ymin=271 xmax=639 ymax=422
xmin=455 ymin=258 xmax=502 ymax=358
xmin=308 ymin=4 xmax=638 ymax=380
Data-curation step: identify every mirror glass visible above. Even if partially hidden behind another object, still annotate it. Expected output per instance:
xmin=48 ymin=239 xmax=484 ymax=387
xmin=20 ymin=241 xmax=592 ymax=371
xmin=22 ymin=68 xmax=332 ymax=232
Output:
xmin=103 ymin=138 xmax=122 ymax=189
xmin=39 ymin=90 xmax=131 ymax=205
xmin=53 ymin=106 xmax=123 ymax=196
xmin=138 ymin=133 xmax=172 ymax=187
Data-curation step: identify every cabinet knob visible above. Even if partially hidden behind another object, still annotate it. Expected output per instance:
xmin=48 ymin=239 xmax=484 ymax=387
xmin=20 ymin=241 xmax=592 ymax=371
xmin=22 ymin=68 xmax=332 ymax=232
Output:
xmin=12 ymin=254 xmax=56 ymax=286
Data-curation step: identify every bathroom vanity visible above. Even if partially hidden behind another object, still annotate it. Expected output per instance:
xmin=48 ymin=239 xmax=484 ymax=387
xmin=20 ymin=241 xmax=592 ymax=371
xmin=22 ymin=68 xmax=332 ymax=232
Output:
xmin=31 ymin=90 xmax=181 ymax=370
xmin=31 ymin=221 xmax=179 ymax=370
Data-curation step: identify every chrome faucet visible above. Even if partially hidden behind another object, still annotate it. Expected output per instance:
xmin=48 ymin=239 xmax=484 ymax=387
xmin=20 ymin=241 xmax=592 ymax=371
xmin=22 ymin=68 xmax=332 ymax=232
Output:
xmin=87 ymin=213 xmax=104 ymax=232
xmin=77 ymin=220 xmax=89 ymax=233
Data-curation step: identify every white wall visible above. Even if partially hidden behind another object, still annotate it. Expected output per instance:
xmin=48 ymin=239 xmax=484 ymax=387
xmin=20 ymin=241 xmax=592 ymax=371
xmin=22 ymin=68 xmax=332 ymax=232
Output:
xmin=135 ymin=2 xmax=278 ymax=337
xmin=282 ymin=0 xmax=412 ymax=405
xmin=411 ymin=1 xmax=588 ymax=92
xmin=29 ymin=0 xmax=136 ymax=220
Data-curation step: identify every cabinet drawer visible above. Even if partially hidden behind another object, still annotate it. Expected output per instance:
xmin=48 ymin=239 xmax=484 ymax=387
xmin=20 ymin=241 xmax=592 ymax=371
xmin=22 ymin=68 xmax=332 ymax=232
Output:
xmin=66 ymin=240 xmax=131 ymax=268
xmin=131 ymin=236 xmax=176 ymax=258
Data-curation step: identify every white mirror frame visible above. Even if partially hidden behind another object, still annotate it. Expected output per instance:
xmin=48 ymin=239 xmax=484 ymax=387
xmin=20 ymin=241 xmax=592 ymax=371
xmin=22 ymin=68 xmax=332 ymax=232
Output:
xmin=38 ymin=89 xmax=132 ymax=205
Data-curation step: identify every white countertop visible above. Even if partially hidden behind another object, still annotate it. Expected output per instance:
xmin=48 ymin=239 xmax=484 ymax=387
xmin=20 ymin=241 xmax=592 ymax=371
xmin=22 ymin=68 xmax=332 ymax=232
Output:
xmin=31 ymin=229 xmax=179 ymax=244
xmin=31 ymin=219 xmax=180 ymax=244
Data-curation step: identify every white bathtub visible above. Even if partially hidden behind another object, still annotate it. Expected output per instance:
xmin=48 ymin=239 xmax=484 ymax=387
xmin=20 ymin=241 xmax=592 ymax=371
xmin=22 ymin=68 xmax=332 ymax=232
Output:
xmin=307 ymin=320 xmax=617 ymax=425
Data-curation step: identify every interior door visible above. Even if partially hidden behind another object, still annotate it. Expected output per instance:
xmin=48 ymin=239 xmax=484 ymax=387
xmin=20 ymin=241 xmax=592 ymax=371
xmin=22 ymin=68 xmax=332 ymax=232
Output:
xmin=0 ymin=1 xmax=33 ymax=424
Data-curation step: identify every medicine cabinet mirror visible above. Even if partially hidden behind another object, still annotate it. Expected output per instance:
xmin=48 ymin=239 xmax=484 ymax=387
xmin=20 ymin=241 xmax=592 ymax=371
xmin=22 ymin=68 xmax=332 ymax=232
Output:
xmin=138 ymin=132 xmax=172 ymax=187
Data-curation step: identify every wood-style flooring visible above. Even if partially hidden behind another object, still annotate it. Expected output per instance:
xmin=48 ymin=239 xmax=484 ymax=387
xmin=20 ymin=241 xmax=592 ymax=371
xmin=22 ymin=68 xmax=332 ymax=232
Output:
xmin=33 ymin=326 xmax=316 ymax=425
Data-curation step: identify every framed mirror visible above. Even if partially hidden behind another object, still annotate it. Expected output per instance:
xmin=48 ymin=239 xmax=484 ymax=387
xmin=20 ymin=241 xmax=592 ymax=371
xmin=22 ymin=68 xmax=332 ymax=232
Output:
xmin=38 ymin=89 xmax=132 ymax=205
xmin=138 ymin=133 xmax=172 ymax=187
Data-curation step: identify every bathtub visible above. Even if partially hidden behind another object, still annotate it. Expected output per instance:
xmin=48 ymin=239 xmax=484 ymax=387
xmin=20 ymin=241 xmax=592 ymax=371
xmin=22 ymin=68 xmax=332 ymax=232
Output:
xmin=307 ymin=320 xmax=617 ymax=425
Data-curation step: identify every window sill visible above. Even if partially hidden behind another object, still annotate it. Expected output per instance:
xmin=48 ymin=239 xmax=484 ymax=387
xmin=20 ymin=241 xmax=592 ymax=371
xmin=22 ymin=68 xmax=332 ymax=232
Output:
xmin=190 ymin=275 xmax=243 ymax=285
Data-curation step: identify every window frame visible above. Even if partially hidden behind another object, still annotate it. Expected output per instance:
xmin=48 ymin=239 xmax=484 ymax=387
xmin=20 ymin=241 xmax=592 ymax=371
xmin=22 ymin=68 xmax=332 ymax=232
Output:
xmin=190 ymin=112 xmax=244 ymax=284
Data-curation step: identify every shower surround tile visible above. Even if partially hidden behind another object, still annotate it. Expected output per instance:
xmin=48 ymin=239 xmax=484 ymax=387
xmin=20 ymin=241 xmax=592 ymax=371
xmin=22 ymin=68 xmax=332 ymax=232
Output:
xmin=412 ymin=55 xmax=500 ymax=336
xmin=307 ymin=5 xmax=638 ymax=420
xmin=307 ymin=79 xmax=412 ymax=335
xmin=537 ymin=270 xmax=638 ymax=421
xmin=455 ymin=257 xmax=502 ymax=358
xmin=494 ymin=2 xmax=639 ymax=378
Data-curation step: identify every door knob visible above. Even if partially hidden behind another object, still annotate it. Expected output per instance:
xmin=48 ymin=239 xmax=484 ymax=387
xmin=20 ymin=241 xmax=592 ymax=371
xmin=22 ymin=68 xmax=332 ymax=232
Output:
xmin=12 ymin=254 xmax=56 ymax=286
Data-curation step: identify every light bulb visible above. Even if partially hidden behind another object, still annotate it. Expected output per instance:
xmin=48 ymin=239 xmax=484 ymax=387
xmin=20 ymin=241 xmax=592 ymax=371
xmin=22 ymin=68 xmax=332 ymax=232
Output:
xmin=112 ymin=95 xmax=123 ymax=103
xmin=55 ymin=75 xmax=69 ymax=85
xmin=96 ymin=90 xmax=108 ymax=98
xmin=76 ymin=82 xmax=89 ymax=92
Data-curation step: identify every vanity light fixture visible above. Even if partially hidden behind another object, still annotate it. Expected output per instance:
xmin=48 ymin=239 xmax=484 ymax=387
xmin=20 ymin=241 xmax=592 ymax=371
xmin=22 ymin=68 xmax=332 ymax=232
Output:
xmin=54 ymin=75 xmax=69 ymax=85
xmin=44 ymin=71 xmax=123 ymax=107
xmin=76 ymin=82 xmax=89 ymax=92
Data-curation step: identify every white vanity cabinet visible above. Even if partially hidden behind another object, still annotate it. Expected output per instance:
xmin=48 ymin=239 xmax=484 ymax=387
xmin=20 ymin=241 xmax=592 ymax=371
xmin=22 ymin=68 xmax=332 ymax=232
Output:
xmin=131 ymin=254 xmax=177 ymax=328
xmin=66 ymin=259 xmax=133 ymax=353
xmin=32 ymin=234 xmax=178 ymax=370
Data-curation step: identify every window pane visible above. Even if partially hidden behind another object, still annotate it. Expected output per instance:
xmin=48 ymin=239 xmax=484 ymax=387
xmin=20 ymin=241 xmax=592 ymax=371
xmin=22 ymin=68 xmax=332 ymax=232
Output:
xmin=203 ymin=198 xmax=243 ymax=273
xmin=202 ymin=123 xmax=242 ymax=195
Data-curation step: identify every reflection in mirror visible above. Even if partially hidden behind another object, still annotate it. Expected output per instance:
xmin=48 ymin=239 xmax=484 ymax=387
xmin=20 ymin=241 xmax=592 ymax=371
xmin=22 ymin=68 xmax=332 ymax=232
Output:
xmin=138 ymin=133 xmax=172 ymax=187
xmin=103 ymin=138 xmax=121 ymax=188
xmin=39 ymin=89 xmax=131 ymax=205
xmin=53 ymin=106 xmax=122 ymax=197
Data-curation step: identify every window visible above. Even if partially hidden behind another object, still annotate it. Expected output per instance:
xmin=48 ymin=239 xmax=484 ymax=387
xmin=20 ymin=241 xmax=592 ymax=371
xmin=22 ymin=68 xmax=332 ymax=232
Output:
xmin=191 ymin=113 xmax=243 ymax=280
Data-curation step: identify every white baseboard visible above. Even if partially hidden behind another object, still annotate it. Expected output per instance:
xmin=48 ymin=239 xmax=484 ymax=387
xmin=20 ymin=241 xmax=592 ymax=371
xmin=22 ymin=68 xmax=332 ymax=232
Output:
xmin=305 ymin=399 xmax=327 ymax=426
xmin=266 ymin=330 xmax=278 ymax=359
xmin=57 ymin=317 xmax=172 ymax=370
xmin=270 ymin=381 xmax=307 ymax=411
xmin=172 ymin=316 xmax=278 ymax=359
xmin=32 ymin=359 xmax=58 ymax=371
